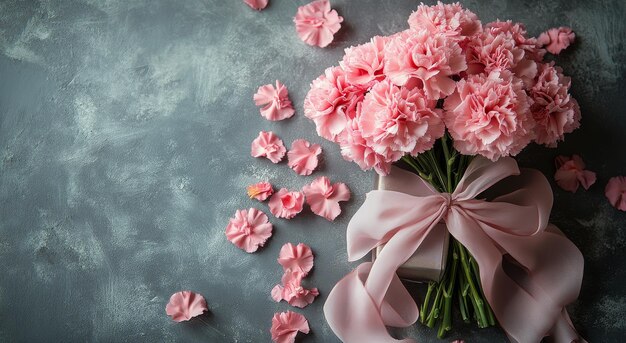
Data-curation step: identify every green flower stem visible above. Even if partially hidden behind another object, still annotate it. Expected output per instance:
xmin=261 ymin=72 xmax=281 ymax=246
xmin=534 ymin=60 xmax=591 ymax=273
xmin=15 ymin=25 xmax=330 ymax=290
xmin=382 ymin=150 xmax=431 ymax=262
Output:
xmin=420 ymin=281 xmax=436 ymax=323
xmin=457 ymin=240 xmax=489 ymax=328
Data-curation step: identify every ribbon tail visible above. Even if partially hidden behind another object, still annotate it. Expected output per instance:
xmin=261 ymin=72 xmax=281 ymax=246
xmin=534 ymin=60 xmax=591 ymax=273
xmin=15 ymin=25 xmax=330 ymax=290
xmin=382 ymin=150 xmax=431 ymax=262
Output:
xmin=548 ymin=309 xmax=587 ymax=343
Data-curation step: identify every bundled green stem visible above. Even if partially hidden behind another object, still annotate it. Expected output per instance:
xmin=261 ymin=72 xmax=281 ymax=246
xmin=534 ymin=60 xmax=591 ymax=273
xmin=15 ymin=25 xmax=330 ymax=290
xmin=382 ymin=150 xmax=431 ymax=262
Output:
xmin=401 ymin=132 xmax=496 ymax=338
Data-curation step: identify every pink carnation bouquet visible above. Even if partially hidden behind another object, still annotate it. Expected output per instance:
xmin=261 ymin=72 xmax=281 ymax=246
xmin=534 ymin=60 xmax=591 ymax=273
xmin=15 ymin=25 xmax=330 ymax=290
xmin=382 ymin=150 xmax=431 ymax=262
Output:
xmin=305 ymin=1 xmax=580 ymax=338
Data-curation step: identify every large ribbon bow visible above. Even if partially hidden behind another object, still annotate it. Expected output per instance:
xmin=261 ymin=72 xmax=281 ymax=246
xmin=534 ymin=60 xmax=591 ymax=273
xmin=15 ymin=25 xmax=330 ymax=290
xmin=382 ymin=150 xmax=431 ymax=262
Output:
xmin=324 ymin=157 xmax=585 ymax=343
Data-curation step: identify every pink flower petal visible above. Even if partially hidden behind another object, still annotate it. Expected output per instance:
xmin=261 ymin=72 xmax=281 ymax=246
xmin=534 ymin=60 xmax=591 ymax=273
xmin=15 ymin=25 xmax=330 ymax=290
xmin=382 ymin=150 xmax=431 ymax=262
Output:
xmin=244 ymin=0 xmax=268 ymax=10
xmin=251 ymin=131 xmax=286 ymax=163
xmin=605 ymin=176 xmax=626 ymax=211
xmin=293 ymin=0 xmax=343 ymax=48
xmin=537 ymin=27 xmax=575 ymax=55
xmin=225 ymin=208 xmax=273 ymax=253
xmin=287 ymin=139 xmax=322 ymax=175
xmin=278 ymin=243 xmax=314 ymax=276
xmin=268 ymin=188 xmax=305 ymax=219
xmin=165 ymin=291 xmax=208 ymax=322
xmin=247 ymin=181 xmax=274 ymax=201
xmin=270 ymin=311 xmax=310 ymax=343
xmin=554 ymin=155 xmax=596 ymax=192
xmin=271 ymin=270 xmax=319 ymax=308
xmin=253 ymin=81 xmax=295 ymax=121
xmin=302 ymin=176 xmax=350 ymax=221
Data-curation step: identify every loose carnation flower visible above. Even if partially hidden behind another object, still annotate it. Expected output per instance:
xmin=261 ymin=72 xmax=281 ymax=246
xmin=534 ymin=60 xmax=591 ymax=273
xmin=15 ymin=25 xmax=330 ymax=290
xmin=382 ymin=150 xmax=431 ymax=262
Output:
xmin=606 ymin=176 xmax=626 ymax=211
xmin=253 ymin=80 xmax=295 ymax=121
xmin=244 ymin=0 xmax=268 ymax=11
xmin=165 ymin=291 xmax=208 ymax=322
xmin=408 ymin=1 xmax=481 ymax=40
xmin=247 ymin=181 xmax=274 ymax=201
xmin=294 ymin=0 xmax=343 ymax=48
xmin=529 ymin=63 xmax=581 ymax=147
xmin=271 ymin=270 xmax=319 ymax=308
xmin=538 ymin=27 xmax=575 ymax=55
xmin=270 ymin=311 xmax=310 ymax=343
xmin=251 ymin=131 xmax=287 ymax=163
xmin=268 ymin=188 xmax=305 ymax=219
xmin=277 ymin=243 xmax=314 ymax=276
xmin=444 ymin=71 xmax=534 ymax=161
xmin=340 ymin=36 xmax=388 ymax=86
xmin=302 ymin=176 xmax=350 ymax=221
xmin=287 ymin=139 xmax=322 ymax=176
xmin=384 ymin=29 xmax=467 ymax=100
xmin=225 ymin=208 xmax=273 ymax=253
xmin=554 ymin=155 xmax=596 ymax=192
xmin=339 ymin=117 xmax=393 ymax=175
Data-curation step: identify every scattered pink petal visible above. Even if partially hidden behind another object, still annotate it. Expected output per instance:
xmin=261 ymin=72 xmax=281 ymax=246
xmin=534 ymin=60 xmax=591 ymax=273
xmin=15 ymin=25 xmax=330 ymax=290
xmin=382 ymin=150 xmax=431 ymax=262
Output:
xmin=302 ymin=176 xmax=350 ymax=221
xmin=225 ymin=208 xmax=273 ymax=253
xmin=271 ymin=270 xmax=319 ymax=308
xmin=247 ymin=181 xmax=274 ymax=201
xmin=554 ymin=155 xmax=596 ymax=193
xmin=251 ymin=131 xmax=286 ymax=163
xmin=537 ymin=27 xmax=575 ymax=55
xmin=451 ymin=340 xmax=465 ymax=343
xmin=268 ymin=188 xmax=305 ymax=219
xmin=605 ymin=176 xmax=626 ymax=211
xmin=278 ymin=243 xmax=314 ymax=276
xmin=287 ymin=139 xmax=322 ymax=175
xmin=254 ymin=81 xmax=295 ymax=121
xmin=294 ymin=0 xmax=343 ymax=48
xmin=244 ymin=0 xmax=268 ymax=10
xmin=270 ymin=311 xmax=310 ymax=343
xmin=165 ymin=291 xmax=208 ymax=322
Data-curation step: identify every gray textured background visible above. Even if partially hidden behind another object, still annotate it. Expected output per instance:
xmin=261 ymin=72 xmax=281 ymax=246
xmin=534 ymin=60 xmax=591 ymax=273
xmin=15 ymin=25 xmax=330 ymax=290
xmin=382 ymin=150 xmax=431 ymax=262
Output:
xmin=1 ymin=0 xmax=625 ymax=342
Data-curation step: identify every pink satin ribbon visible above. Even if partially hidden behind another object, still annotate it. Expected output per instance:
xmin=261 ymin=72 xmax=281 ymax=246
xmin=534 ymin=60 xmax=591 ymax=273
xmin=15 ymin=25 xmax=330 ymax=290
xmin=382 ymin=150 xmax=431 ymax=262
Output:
xmin=324 ymin=157 xmax=586 ymax=343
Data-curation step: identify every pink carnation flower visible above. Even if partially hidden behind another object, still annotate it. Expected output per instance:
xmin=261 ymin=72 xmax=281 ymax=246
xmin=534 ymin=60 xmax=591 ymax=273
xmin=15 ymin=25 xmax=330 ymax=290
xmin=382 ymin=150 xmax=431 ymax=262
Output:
xmin=384 ymin=29 xmax=467 ymax=100
xmin=444 ymin=71 xmax=534 ymax=161
xmin=293 ymin=0 xmax=343 ymax=48
xmin=340 ymin=36 xmax=388 ymax=86
xmin=466 ymin=30 xmax=525 ymax=75
xmin=554 ymin=155 xmax=596 ymax=192
xmin=271 ymin=270 xmax=319 ymax=308
xmin=165 ymin=291 xmax=208 ymax=322
xmin=253 ymin=80 xmax=295 ymax=121
xmin=606 ymin=176 xmax=626 ymax=211
xmin=486 ymin=20 xmax=544 ymax=62
xmin=247 ymin=181 xmax=274 ymax=201
xmin=270 ymin=311 xmax=310 ymax=343
xmin=287 ymin=139 xmax=322 ymax=176
xmin=339 ymin=117 xmax=393 ymax=175
xmin=277 ymin=242 xmax=314 ymax=276
xmin=244 ymin=0 xmax=268 ymax=11
xmin=302 ymin=176 xmax=350 ymax=221
xmin=225 ymin=208 xmax=273 ymax=253
xmin=538 ymin=27 xmax=575 ymax=55
xmin=268 ymin=188 xmax=305 ymax=219
xmin=304 ymin=66 xmax=365 ymax=141
xmin=358 ymin=79 xmax=445 ymax=158
xmin=251 ymin=131 xmax=287 ymax=163
xmin=529 ymin=63 xmax=581 ymax=147
xmin=408 ymin=1 xmax=481 ymax=39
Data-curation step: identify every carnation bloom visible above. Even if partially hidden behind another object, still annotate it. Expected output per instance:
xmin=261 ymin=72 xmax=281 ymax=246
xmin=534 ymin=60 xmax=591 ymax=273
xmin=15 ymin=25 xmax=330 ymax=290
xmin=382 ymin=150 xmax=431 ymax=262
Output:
xmin=529 ymin=63 xmax=581 ymax=147
xmin=225 ymin=208 xmax=273 ymax=253
xmin=384 ymin=29 xmax=467 ymax=100
xmin=486 ymin=20 xmax=544 ymax=62
xmin=270 ymin=311 xmax=310 ymax=343
xmin=293 ymin=0 xmax=343 ymax=48
xmin=165 ymin=291 xmax=208 ymax=322
xmin=271 ymin=270 xmax=319 ymax=308
xmin=277 ymin=243 xmax=314 ymax=276
xmin=606 ymin=176 xmax=626 ymax=211
xmin=304 ymin=66 xmax=365 ymax=141
xmin=287 ymin=139 xmax=322 ymax=176
xmin=247 ymin=181 xmax=274 ymax=201
xmin=538 ymin=27 xmax=575 ymax=55
xmin=244 ymin=0 xmax=268 ymax=11
xmin=554 ymin=155 xmax=596 ymax=192
xmin=302 ymin=176 xmax=351 ymax=221
xmin=251 ymin=131 xmax=287 ymax=163
xmin=407 ymin=1 xmax=481 ymax=39
xmin=339 ymin=117 xmax=393 ymax=175
xmin=465 ymin=30 xmax=525 ymax=75
xmin=358 ymin=80 xmax=445 ymax=158
xmin=268 ymin=188 xmax=305 ymax=219
xmin=444 ymin=71 xmax=534 ymax=161
xmin=253 ymin=80 xmax=295 ymax=121
xmin=340 ymin=36 xmax=388 ymax=86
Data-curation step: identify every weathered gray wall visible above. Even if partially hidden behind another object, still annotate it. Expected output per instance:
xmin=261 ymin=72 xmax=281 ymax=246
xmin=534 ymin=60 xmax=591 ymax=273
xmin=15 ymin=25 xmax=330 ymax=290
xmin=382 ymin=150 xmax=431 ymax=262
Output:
xmin=0 ymin=0 xmax=624 ymax=342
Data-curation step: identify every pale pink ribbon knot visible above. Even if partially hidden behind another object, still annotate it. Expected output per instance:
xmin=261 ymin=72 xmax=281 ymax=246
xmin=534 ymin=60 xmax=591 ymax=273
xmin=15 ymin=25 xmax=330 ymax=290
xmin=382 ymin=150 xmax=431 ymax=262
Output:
xmin=324 ymin=157 xmax=585 ymax=343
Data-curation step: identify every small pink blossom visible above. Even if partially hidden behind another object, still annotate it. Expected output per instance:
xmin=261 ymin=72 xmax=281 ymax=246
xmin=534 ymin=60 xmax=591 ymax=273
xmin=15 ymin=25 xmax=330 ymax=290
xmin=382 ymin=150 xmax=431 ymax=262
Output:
xmin=270 ymin=311 xmax=310 ymax=343
xmin=278 ymin=243 xmax=314 ymax=276
xmin=225 ymin=208 xmax=273 ymax=253
xmin=302 ymin=176 xmax=350 ymax=221
xmin=268 ymin=188 xmax=305 ymax=219
xmin=251 ymin=131 xmax=287 ymax=163
xmin=408 ymin=1 xmax=481 ymax=39
xmin=450 ymin=340 xmax=465 ymax=343
xmin=244 ymin=0 xmax=268 ymax=10
xmin=294 ymin=0 xmax=343 ymax=48
xmin=165 ymin=291 xmax=208 ymax=322
xmin=254 ymin=80 xmax=295 ymax=121
xmin=384 ymin=29 xmax=467 ymax=100
xmin=606 ymin=176 xmax=626 ymax=211
xmin=444 ymin=71 xmax=534 ymax=161
xmin=340 ymin=36 xmax=388 ymax=86
xmin=247 ymin=181 xmax=274 ymax=201
xmin=271 ymin=270 xmax=319 ymax=308
xmin=538 ymin=27 xmax=575 ymax=55
xmin=287 ymin=139 xmax=322 ymax=176
xmin=554 ymin=155 xmax=596 ymax=192
xmin=339 ymin=117 xmax=393 ymax=175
